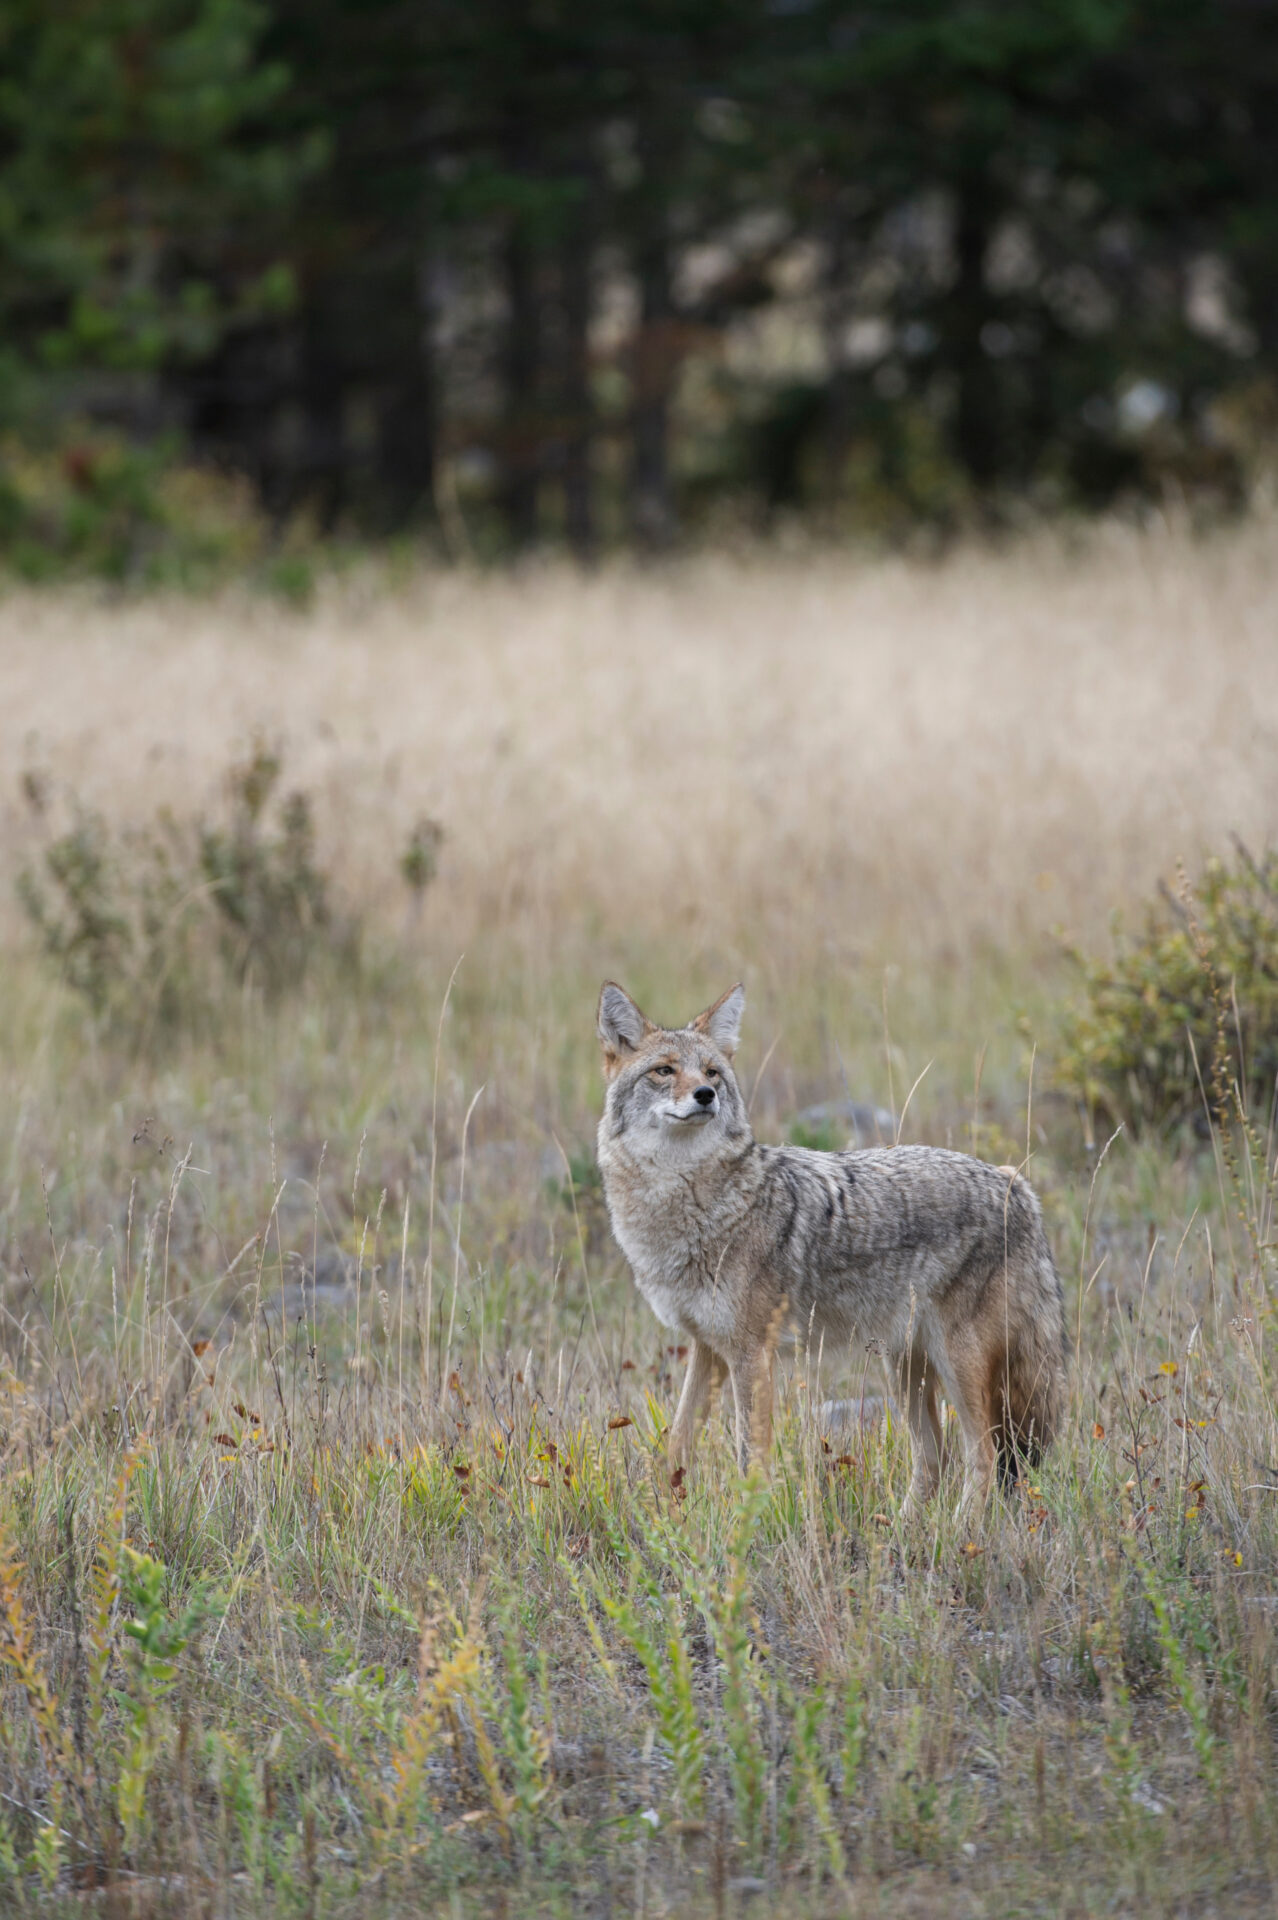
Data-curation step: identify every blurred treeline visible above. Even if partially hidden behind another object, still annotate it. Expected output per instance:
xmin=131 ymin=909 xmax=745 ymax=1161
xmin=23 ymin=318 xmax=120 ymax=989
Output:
xmin=1 ymin=0 xmax=1276 ymax=566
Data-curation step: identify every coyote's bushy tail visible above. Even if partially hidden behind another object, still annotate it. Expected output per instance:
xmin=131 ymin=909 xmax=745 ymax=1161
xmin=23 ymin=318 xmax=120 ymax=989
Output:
xmin=993 ymin=1240 xmax=1067 ymax=1488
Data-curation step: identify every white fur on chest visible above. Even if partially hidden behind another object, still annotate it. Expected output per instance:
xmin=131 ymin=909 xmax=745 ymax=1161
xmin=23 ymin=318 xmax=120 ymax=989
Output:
xmin=610 ymin=1209 xmax=700 ymax=1319
xmin=603 ymin=1154 xmax=744 ymax=1348
xmin=634 ymin=1272 xmax=690 ymax=1335
xmin=628 ymin=1265 xmax=741 ymax=1349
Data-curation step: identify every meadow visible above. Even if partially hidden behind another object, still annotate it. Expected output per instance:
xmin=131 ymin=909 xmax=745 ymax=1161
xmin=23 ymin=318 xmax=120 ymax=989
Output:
xmin=1 ymin=513 xmax=1277 ymax=1916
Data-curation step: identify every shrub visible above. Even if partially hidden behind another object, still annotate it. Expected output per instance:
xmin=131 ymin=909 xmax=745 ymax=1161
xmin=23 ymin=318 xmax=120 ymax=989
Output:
xmin=0 ymin=431 xmax=319 ymax=594
xmin=399 ymin=815 xmax=443 ymax=898
xmin=16 ymin=741 xmax=397 ymax=1040
xmin=1052 ymin=845 xmax=1278 ymax=1133
xmin=197 ymin=740 xmax=333 ymax=992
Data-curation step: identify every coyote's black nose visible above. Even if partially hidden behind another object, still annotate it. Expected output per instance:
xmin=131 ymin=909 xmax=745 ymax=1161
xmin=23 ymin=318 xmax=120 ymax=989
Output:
xmin=693 ymin=1085 xmax=716 ymax=1107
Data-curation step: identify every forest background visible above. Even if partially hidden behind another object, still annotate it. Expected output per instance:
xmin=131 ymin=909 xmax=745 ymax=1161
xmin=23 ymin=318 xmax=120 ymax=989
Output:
xmin=2 ymin=0 xmax=1278 ymax=577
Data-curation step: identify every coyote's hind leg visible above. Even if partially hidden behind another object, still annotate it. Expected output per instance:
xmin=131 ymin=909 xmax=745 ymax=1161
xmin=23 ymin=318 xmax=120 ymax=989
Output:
xmin=894 ymin=1345 xmax=943 ymax=1518
xmin=946 ymin=1338 xmax=999 ymax=1520
xmin=668 ymin=1339 xmax=726 ymax=1476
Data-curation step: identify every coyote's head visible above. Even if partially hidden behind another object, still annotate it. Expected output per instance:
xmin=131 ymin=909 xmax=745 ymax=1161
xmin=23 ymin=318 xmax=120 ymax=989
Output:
xmin=596 ymin=981 xmax=749 ymax=1159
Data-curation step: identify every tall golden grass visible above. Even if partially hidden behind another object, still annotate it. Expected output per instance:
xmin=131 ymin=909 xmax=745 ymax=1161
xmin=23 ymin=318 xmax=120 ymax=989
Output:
xmin=4 ymin=514 xmax=1276 ymax=977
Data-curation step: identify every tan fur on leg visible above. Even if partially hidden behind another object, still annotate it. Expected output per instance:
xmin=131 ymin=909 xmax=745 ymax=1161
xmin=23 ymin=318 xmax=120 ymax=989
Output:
xmin=729 ymin=1342 xmax=776 ymax=1472
xmin=947 ymin=1338 xmax=998 ymax=1520
xmin=896 ymin=1345 xmax=944 ymax=1518
xmin=667 ymin=1339 xmax=726 ymax=1475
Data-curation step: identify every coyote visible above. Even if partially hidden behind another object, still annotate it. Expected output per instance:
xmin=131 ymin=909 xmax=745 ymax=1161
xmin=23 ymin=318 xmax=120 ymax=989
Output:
xmin=596 ymin=981 xmax=1066 ymax=1513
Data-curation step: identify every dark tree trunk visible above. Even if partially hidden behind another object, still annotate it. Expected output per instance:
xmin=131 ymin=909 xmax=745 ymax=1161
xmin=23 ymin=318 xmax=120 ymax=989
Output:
xmin=950 ymin=178 xmax=1001 ymax=491
xmin=501 ymin=218 xmax=542 ymax=548
xmin=298 ymin=303 xmax=348 ymax=533
xmin=820 ymin=191 xmax=859 ymax=501
xmin=560 ymin=203 xmax=595 ymax=562
xmin=631 ymin=222 xmax=676 ymax=548
xmin=377 ymin=258 xmax=437 ymax=527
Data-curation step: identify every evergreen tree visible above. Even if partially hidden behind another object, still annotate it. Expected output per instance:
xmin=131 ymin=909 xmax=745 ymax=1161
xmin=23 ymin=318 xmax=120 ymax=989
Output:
xmin=0 ymin=0 xmax=305 ymax=425
xmin=1 ymin=0 xmax=1275 ymax=555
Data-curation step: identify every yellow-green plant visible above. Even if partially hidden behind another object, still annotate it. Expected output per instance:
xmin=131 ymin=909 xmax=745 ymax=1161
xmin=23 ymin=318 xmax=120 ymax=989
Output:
xmin=706 ymin=1477 xmax=770 ymax=1866
xmin=491 ymin=1595 xmax=553 ymax=1841
xmin=579 ymin=1570 xmax=706 ymax=1825
xmin=289 ymin=1594 xmax=485 ymax=1865
xmin=0 ymin=1526 xmax=76 ymax=1888
xmin=0 ymin=1446 xmax=213 ymax=1882
xmin=576 ymin=1472 xmax=776 ymax=1861
xmin=778 ymin=1673 xmax=846 ymax=1881
xmin=1141 ymin=1563 xmax=1221 ymax=1795
xmin=115 ymin=1546 xmax=226 ymax=1856
xmin=841 ymin=1669 xmax=866 ymax=1807
xmin=1053 ymin=847 xmax=1278 ymax=1132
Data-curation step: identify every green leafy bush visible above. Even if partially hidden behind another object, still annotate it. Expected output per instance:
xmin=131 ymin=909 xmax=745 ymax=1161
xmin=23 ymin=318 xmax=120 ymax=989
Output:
xmin=196 ymin=741 xmax=333 ymax=991
xmin=16 ymin=742 xmax=386 ymax=1040
xmin=399 ymin=815 xmax=444 ymax=898
xmin=17 ymin=807 xmax=203 ymax=1030
xmin=1052 ymin=846 xmax=1278 ymax=1132
xmin=0 ymin=434 xmax=321 ymax=593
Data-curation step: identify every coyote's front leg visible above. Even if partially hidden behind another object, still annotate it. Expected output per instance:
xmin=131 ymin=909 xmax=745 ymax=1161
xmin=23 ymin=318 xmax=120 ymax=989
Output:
xmin=667 ymin=1339 xmax=726 ymax=1476
xmin=729 ymin=1345 xmax=775 ymax=1473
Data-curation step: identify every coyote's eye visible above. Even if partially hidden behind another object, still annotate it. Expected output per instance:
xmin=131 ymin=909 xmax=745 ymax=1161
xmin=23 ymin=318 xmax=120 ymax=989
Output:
xmin=704 ymin=1066 xmax=720 ymax=1079
xmin=651 ymin=1063 xmax=676 ymax=1078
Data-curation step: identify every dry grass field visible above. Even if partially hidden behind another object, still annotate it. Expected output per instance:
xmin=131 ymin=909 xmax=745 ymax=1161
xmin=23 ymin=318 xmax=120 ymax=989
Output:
xmin=1 ymin=514 xmax=1278 ymax=1917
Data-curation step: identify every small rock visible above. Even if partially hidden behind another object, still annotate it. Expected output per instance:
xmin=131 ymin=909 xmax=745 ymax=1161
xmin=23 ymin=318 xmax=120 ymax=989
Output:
xmin=818 ymin=1394 xmax=890 ymax=1435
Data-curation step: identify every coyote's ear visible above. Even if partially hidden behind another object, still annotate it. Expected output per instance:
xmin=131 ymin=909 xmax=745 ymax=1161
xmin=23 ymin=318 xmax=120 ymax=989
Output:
xmin=597 ymin=981 xmax=653 ymax=1072
xmin=689 ymin=983 xmax=745 ymax=1057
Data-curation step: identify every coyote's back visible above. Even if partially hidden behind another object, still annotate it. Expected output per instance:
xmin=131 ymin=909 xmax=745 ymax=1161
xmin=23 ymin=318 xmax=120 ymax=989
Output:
xmin=734 ymin=1140 xmax=1065 ymax=1478
xmin=595 ymin=979 xmax=1067 ymax=1511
